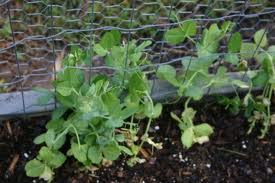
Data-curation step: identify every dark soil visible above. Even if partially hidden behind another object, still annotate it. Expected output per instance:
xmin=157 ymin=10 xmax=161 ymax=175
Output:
xmin=0 ymin=104 xmax=275 ymax=183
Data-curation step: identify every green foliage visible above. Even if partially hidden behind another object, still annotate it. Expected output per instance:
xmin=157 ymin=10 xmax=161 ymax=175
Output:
xmin=164 ymin=20 xmax=197 ymax=45
xmin=25 ymin=30 xmax=162 ymax=181
xmin=171 ymin=101 xmax=213 ymax=148
xmin=161 ymin=20 xmax=273 ymax=147
xmin=25 ymin=147 xmax=66 ymax=181
xmin=217 ymin=29 xmax=275 ymax=138
xmin=25 ymin=19 xmax=275 ymax=181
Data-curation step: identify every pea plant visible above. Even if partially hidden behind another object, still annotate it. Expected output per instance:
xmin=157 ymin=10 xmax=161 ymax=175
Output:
xmin=24 ymin=20 xmax=274 ymax=181
xmin=218 ymin=29 xmax=275 ymax=138
xmin=157 ymin=20 xmax=249 ymax=148
xmin=25 ymin=30 xmax=162 ymax=182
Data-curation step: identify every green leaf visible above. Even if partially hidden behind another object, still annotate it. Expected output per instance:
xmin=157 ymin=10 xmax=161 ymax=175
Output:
xmin=240 ymin=43 xmax=257 ymax=59
xmin=262 ymin=54 xmax=274 ymax=75
xmin=39 ymin=165 xmax=54 ymax=181
xmin=255 ymin=52 xmax=268 ymax=64
xmin=135 ymin=40 xmax=152 ymax=52
xmin=119 ymin=146 xmax=133 ymax=156
xmin=88 ymin=146 xmax=103 ymax=164
xmin=38 ymin=147 xmax=66 ymax=168
xmin=128 ymin=72 xmax=149 ymax=97
xmin=170 ymin=112 xmax=182 ymax=123
xmin=144 ymin=102 xmax=163 ymax=119
xmin=45 ymin=129 xmax=55 ymax=148
xmin=182 ymin=56 xmax=216 ymax=73
xmin=105 ymin=118 xmax=124 ymax=128
xmin=100 ymin=30 xmax=121 ymax=49
xmin=211 ymin=67 xmax=229 ymax=88
xmin=25 ymin=159 xmax=45 ymax=177
xmin=115 ymin=134 xmax=125 ymax=142
xmin=71 ymin=143 xmax=88 ymax=163
xmin=164 ymin=28 xmax=186 ymax=45
xmin=224 ymin=53 xmax=239 ymax=65
xmin=52 ymin=106 xmax=67 ymax=120
xmin=232 ymin=80 xmax=249 ymax=89
xmin=199 ymin=23 xmax=222 ymax=56
xmin=146 ymin=103 xmax=163 ymax=119
xmin=46 ymin=119 xmax=64 ymax=131
xmin=181 ymin=20 xmax=197 ymax=36
xmin=254 ymin=29 xmax=267 ymax=48
xmin=184 ymin=85 xmax=204 ymax=100
xmin=228 ymin=32 xmax=242 ymax=53
xmin=164 ymin=20 xmax=196 ymax=45
xmin=53 ymin=133 xmax=67 ymax=150
xmin=94 ymin=44 xmax=108 ymax=56
xmin=56 ymin=84 xmax=72 ymax=96
xmin=33 ymin=88 xmax=54 ymax=105
xmin=252 ymin=71 xmax=268 ymax=87
xmin=193 ymin=123 xmax=213 ymax=137
xmin=156 ymin=65 xmax=179 ymax=86
xmin=268 ymin=45 xmax=275 ymax=58
xmin=181 ymin=127 xmax=194 ymax=149
xmin=221 ymin=21 xmax=235 ymax=33
xmin=34 ymin=134 xmax=45 ymax=145
xmin=102 ymin=142 xmax=121 ymax=161
xmin=102 ymin=91 xmax=121 ymax=116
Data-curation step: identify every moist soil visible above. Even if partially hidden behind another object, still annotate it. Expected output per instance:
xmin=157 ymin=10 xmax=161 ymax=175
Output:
xmin=0 ymin=104 xmax=274 ymax=183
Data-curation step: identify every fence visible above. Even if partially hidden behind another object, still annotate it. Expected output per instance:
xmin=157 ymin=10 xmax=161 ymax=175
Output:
xmin=0 ymin=0 xmax=275 ymax=117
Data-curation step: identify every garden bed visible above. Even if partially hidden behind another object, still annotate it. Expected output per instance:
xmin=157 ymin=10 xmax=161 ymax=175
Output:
xmin=1 ymin=103 xmax=274 ymax=183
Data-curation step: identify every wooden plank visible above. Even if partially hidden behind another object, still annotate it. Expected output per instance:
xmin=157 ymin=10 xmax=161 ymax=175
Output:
xmin=0 ymin=72 xmax=261 ymax=119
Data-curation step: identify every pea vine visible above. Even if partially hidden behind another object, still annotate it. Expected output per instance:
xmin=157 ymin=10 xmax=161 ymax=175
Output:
xmin=25 ymin=30 xmax=162 ymax=181
xmin=25 ymin=21 xmax=274 ymax=182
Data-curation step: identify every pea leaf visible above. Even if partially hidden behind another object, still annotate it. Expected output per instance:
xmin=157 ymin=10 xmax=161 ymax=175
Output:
xmin=181 ymin=127 xmax=194 ymax=149
xmin=267 ymin=45 xmax=275 ymax=58
xmin=232 ymin=80 xmax=249 ymax=89
xmin=252 ymin=71 xmax=268 ymax=87
xmin=254 ymin=29 xmax=267 ymax=48
xmin=240 ymin=43 xmax=257 ymax=59
xmin=224 ymin=53 xmax=239 ymax=65
xmin=88 ymin=146 xmax=103 ymax=164
xmin=46 ymin=119 xmax=64 ymax=131
xmin=164 ymin=20 xmax=196 ymax=45
xmin=25 ymin=159 xmax=45 ymax=177
xmin=144 ymin=102 xmax=163 ymax=119
xmin=199 ymin=24 xmax=222 ymax=56
xmin=100 ymin=30 xmax=121 ymax=50
xmin=228 ymin=32 xmax=242 ymax=53
xmin=38 ymin=147 xmax=66 ymax=168
xmin=184 ymin=85 xmax=204 ymax=101
xmin=56 ymin=84 xmax=72 ymax=96
xmin=39 ymin=165 xmax=54 ymax=181
xmin=51 ymin=106 xmax=67 ymax=120
xmin=71 ymin=143 xmax=88 ymax=163
xmin=156 ymin=65 xmax=179 ymax=86
xmin=170 ymin=112 xmax=182 ymax=123
xmin=34 ymin=88 xmax=54 ymax=105
xmin=102 ymin=142 xmax=121 ymax=161
xmin=164 ymin=28 xmax=186 ymax=45
xmin=45 ymin=129 xmax=55 ymax=148
xmin=94 ymin=44 xmax=108 ymax=56
xmin=34 ymin=134 xmax=45 ymax=144
xmin=193 ymin=123 xmax=213 ymax=137
xmin=135 ymin=40 xmax=152 ymax=52
xmin=119 ymin=146 xmax=133 ymax=156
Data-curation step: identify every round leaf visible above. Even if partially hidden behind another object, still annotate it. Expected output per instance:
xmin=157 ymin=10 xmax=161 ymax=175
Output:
xmin=25 ymin=159 xmax=45 ymax=177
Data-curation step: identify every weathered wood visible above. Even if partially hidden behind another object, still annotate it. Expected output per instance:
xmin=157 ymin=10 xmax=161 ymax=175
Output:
xmin=0 ymin=72 xmax=261 ymax=119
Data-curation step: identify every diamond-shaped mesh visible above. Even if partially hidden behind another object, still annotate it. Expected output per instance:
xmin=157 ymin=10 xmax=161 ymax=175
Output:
xmin=0 ymin=0 xmax=275 ymax=95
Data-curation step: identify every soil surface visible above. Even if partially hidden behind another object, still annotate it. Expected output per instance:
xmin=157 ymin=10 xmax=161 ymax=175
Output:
xmin=0 ymin=103 xmax=275 ymax=183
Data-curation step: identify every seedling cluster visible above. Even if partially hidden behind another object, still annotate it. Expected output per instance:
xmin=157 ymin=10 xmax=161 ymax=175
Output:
xmin=25 ymin=20 xmax=274 ymax=181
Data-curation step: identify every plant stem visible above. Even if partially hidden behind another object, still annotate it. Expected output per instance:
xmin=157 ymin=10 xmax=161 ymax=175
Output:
xmin=135 ymin=118 xmax=152 ymax=158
